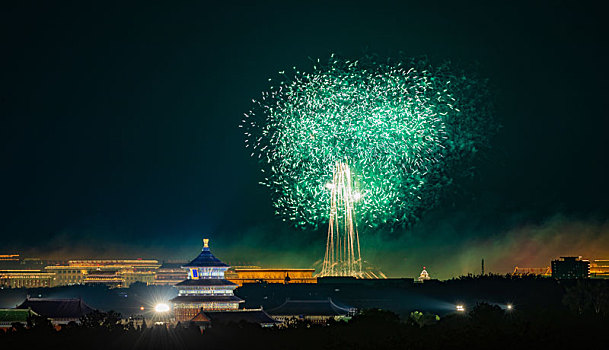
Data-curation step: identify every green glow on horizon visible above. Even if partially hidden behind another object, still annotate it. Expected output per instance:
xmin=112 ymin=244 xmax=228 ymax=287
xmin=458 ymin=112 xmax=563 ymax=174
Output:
xmin=242 ymin=55 xmax=494 ymax=229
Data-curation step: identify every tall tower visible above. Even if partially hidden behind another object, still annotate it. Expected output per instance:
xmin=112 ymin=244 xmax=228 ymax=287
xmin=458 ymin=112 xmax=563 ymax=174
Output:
xmin=319 ymin=161 xmax=363 ymax=277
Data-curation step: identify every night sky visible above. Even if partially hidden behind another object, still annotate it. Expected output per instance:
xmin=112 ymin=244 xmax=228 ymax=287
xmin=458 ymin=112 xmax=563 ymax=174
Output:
xmin=2 ymin=1 xmax=608 ymax=278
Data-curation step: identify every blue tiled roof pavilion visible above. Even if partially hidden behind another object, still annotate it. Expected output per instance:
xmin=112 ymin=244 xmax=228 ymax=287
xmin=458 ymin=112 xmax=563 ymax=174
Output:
xmin=170 ymin=238 xmax=243 ymax=322
xmin=182 ymin=238 xmax=229 ymax=268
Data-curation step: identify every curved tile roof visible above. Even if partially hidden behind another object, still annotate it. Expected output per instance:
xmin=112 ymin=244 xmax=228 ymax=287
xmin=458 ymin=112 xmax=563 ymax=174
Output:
xmin=199 ymin=309 xmax=279 ymax=325
xmin=175 ymin=279 xmax=237 ymax=287
xmin=16 ymin=298 xmax=95 ymax=319
xmin=170 ymin=295 xmax=243 ymax=303
xmin=182 ymin=241 xmax=229 ymax=268
xmin=267 ymin=298 xmax=353 ymax=316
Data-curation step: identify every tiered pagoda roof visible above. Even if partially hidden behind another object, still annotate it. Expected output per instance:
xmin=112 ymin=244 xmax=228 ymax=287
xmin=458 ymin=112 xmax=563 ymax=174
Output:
xmin=175 ymin=279 xmax=236 ymax=286
xmin=182 ymin=240 xmax=228 ymax=268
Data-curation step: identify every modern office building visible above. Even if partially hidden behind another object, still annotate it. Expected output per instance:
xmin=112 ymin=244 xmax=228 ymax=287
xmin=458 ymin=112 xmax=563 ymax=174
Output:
xmin=551 ymin=256 xmax=590 ymax=279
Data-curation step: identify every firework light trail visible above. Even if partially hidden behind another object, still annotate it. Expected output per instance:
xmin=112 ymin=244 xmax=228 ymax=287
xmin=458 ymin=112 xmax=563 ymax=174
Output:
xmin=242 ymin=54 xmax=494 ymax=230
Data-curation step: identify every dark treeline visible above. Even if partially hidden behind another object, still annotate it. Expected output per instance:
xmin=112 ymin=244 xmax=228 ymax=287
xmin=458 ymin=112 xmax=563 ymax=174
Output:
xmin=0 ymin=306 xmax=606 ymax=350
xmin=2 ymin=280 xmax=609 ymax=350
xmin=239 ymin=273 xmax=568 ymax=316
xmin=0 ymin=274 xmax=577 ymax=316
xmin=1 ymin=277 xmax=608 ymax=349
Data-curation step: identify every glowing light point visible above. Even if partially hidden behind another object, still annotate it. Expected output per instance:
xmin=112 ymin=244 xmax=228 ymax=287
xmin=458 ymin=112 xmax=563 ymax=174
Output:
xmin=418 ymin=267 xmax=431 ymax=282
xmin=155 ymin=303 xmax=170 ymax=313
xmin=456 ymin=305 xmax=465 ymax=312
xmin=507 ymin=304 xmax=513 ymax=310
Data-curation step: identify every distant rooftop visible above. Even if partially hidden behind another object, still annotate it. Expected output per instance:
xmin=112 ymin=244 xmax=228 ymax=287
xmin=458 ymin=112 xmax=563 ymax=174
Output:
xmin=16 ymin=298 xmax=95 ymax=319
xmin=268 ymin=298 xmax=354 ymax=317
xmin=159 ymin=262 xmax=187 ymax=269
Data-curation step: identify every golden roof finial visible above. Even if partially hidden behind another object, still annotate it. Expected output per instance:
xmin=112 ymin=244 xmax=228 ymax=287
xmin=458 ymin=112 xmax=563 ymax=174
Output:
xmin=203 ymin=238 xmax=209 ymax=248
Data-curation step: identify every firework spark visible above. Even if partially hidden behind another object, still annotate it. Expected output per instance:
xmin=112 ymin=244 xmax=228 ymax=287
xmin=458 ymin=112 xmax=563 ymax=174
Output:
xmin=242 ymin=55 xmax=494 ymax=229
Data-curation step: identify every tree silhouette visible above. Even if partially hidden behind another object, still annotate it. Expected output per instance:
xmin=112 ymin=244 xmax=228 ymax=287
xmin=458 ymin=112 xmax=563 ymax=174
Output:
xmin=80 ymin=310 xmax=123 ymax=330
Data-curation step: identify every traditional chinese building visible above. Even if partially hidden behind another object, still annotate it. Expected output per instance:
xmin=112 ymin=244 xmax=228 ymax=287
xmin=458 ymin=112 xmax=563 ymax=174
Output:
xmin=226 ymin=268 xmax=317 ymax=286
xmin=170 ymin=239 xmax=244 ymax=322
xmin=152 ymin=262 xmax=188 ymax=285
xmin=15 ymin=297 xmax=95 ymax=325
xmin=267 ymin=298 xmax=355 ymax=325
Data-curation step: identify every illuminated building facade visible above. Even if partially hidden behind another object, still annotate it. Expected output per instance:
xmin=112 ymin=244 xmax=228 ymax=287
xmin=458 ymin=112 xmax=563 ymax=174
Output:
xmin=44 ymin=259 xmax=160 ymax=288
xmin=0 ymin=270 xmax=55 ymax=288
xmin=512 ymin=267 xmax=552 ymax=277
xmin=0 ymin=254 xmax=20 ymax=265
xmin=226 ymin=268 xmax=317 ymax=287
xmin=170 ymin=239 xmax=243 ymax=322
xmin=67 ymin=259 xmax=160 ymax=270
xmin=551 ymin=256 xmax=590 ymax=279
xmin=83 ymin=270 xmax=123 ymax=287
xmin=43 ymin=266 xmax=86 ymax=286
xmin=152 ymin=262 xmax=188 ymax=286
xmin=590 ymin=260 xmax=609 ymax=278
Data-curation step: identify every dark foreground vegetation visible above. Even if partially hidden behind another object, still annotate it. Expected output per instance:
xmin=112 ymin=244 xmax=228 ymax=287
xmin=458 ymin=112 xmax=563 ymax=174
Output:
xmin=1 ymin=277 xmax=607 ymax=349
xmin=2 ymin=301 xmax=608 ymax=349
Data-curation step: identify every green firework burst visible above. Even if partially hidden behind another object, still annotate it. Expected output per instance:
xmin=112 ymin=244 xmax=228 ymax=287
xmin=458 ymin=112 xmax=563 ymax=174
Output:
xmin=242 ymin=55 xmax=494 ymax=229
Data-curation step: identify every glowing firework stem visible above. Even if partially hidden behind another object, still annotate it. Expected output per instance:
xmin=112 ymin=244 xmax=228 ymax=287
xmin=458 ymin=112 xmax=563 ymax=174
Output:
xmin=321 ymin=161 xmax=362 ymax=277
